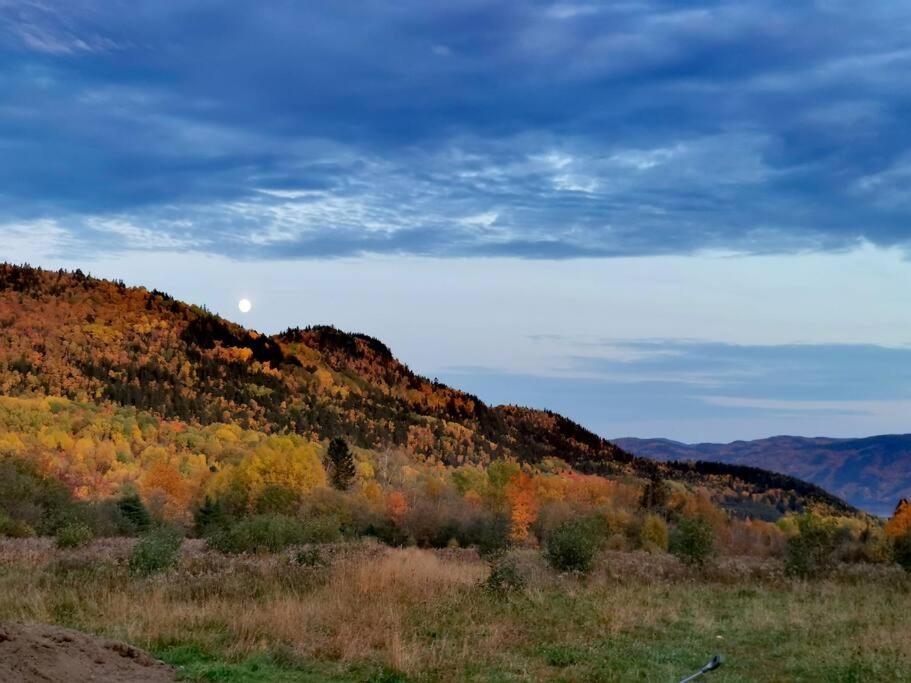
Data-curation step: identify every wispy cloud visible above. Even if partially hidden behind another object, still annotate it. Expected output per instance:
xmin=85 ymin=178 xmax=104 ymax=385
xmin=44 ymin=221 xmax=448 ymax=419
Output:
xmin=440 ymin=340 xmax=911 ymax=441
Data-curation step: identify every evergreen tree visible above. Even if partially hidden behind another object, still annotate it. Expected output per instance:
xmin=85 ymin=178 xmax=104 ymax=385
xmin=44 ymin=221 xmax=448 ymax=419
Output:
xmin=193 ymin=496 xmax=225 ymax=537
xmin=117 ymin=493 xmax=151 ymax=533
xmin=327 ymin=437 xmax=355 ymax=490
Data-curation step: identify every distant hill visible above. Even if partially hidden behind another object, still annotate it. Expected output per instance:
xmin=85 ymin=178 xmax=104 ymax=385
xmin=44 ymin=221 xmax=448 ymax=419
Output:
xmin=613 ymin=435 xmax=911 ymax=516
xmin=0 ymin=263 xmax=856 ymax=518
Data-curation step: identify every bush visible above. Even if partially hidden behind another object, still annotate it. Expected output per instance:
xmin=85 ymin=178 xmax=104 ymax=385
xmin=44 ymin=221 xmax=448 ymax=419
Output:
xmin=836 ymin=525 xmax=893 ymax=564
xmin=207 ymin=514 xmax=341 ymax=554
xmin=785 ymin=514 xmax=837 ymax=578
xmin=129 ymin=527 xmax=183 ymax=575
xmin=639 ymin=475 xmax=670 ymax=512
xmin=462 ymin=513 xmax=511 ymax=558
xmin=254 ymin=485 xmax=301 ymax=516
xmin=55 ymin=521 xmax=94 ymax=549
xmin=0 ymin=457 xmax=78 ymax=535
xmin=484 ymin=556 xmax=526 ymax=594
xmin=363 ymin=518 xmax=411 ymax=547
xmin=639 ymin=513 xmax=669 ymax=552
xmin=295 ymin=546 xmax=325 ymax=567
xmin=894 ymin=531 xmax=911 ymax=572
xmin=544 ymin=518 xmax=600 ymax=573
xmin=670 ymin=516 xmax=715 ymax=566
xmin=0 ymin=510 xmax=34 ymax=538
xmin=208 ymin=515 xmax=306 ymax=554
xmin=300 ymin=515 xmax=343 ymax=544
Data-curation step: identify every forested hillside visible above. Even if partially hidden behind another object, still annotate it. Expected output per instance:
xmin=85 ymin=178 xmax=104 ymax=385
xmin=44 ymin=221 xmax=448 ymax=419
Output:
xmin=615 ymin=436 xmax=911 ymax=516
xmin=0 ymin=263 xmax=853 ymax=518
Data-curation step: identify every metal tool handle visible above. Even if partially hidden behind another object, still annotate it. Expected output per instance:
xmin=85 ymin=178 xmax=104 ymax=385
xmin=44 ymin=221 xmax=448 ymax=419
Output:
xmin=679 ymin=655 xmax=724 ymax=682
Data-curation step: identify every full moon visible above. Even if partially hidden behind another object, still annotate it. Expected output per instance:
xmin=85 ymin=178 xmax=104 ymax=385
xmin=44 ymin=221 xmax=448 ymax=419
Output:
xmin=238 ymin=298 xmax=252 ymax=313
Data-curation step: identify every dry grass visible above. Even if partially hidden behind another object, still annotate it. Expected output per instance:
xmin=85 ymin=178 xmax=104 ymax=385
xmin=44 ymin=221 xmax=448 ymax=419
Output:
xmin=0 ymin=538 xmax=910 ymax=680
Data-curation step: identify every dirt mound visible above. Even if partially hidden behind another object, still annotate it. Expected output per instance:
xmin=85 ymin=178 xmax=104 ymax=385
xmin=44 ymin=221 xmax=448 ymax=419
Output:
xmin=0 ymin=623 xmax=175 ymax=682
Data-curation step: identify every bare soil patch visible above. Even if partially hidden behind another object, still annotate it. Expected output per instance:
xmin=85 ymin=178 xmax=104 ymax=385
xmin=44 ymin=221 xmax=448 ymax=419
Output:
xmin=0 ymin=623 xmax=175 ymax=682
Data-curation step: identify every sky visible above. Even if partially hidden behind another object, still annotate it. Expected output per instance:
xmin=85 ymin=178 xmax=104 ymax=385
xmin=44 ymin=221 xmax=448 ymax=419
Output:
xmin=1 ymin=0 xmax=911 ymax=442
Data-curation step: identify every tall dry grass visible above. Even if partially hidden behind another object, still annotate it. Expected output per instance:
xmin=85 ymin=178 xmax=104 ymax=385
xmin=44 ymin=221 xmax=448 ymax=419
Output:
xmin=0 ymin=538 xmax=909 ymax=679
xmin=0 ymin=540 xmax=488 ymax=673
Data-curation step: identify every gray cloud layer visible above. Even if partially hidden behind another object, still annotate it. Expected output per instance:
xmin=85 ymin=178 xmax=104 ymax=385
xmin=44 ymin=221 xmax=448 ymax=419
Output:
xmin=3 ymin=1 xmax=911 ymax=258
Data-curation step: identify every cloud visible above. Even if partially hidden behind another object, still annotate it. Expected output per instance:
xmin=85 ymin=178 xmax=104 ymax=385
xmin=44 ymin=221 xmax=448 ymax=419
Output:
xmin=3 ymin=1 xmax=911 ymax=258
xmin=567 ymin=340 xmax=911 ymax=401
xmin=439 ymin=340 xmax=911 ymax=441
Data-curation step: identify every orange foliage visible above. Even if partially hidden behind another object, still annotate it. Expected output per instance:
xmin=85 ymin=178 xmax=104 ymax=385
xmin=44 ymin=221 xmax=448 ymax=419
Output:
xmin=141 ymin=460 xmax=192 ymax=520
xmin=386 ymin=490 xmax=408 ymax=524
xmin=506 ymin=473 xmax=539 ymax=542
xmin=885 ymin=499 xmax=911 ymax=539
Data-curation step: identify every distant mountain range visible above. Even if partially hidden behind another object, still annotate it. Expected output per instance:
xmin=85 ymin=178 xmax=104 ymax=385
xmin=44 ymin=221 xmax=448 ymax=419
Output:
xmin=613 ymin=435 xmax=911 ymax=516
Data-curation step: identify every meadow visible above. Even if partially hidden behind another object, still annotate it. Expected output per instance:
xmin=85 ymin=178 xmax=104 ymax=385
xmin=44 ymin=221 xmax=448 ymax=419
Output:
xmin=1 ymin=538 xmax=909 ymax=682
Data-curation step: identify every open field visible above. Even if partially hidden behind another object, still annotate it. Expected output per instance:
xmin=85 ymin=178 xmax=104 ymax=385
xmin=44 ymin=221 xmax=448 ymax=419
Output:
xmin=0 ymin=538 xmax=909 ymax=681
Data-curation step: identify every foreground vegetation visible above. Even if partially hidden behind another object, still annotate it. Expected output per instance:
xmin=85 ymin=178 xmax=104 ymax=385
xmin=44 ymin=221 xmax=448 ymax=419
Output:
xmin=1 ymin=538 xmax=909 ymax=682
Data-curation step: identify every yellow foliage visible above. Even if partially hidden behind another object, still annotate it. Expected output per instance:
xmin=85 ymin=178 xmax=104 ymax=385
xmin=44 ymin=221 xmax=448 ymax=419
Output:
xmin=0 ymin=432 xmax=25 ymax=456
xmin=355 ymin=460 xmax=375 ymax=480
xmin=359 ymin=480 xmax=384 ymax=505
xmin=225 ymin=437 xmax=327 ymax=505
xmin=214 ymin=345 xmax=254 ymax=364
xmin=640 ymin=513 xmax=669 ymax=552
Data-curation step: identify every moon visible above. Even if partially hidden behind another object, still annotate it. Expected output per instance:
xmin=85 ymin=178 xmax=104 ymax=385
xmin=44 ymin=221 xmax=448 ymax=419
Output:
xmin=238 ymin=298 xmax=252 ymax=313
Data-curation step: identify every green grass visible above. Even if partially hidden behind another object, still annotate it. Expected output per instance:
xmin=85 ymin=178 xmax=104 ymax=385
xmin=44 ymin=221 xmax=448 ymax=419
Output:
xmin=156 ymin=645 xmax=404 ymax=682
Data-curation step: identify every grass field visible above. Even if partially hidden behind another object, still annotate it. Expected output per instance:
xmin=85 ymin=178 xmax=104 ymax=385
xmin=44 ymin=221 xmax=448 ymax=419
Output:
xmin=0 ymin=538 xmax=909 ymax=682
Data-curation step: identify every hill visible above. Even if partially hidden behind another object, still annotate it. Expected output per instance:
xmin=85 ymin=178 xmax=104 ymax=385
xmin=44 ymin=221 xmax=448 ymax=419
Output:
xmin=613 ymin=436 xmax=911 ymax=516
xmin=0 ymin=263 xmax=855 ymax=518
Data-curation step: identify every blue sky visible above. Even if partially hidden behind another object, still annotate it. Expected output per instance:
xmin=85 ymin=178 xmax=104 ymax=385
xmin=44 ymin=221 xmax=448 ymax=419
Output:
xmin=2 ymin=1 xmax=911 ymax=441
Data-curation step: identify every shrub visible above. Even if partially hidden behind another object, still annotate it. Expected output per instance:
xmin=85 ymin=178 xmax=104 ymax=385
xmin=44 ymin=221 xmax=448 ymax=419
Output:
xmin=298 ymin=487 xmax=366 ymax=538
xmin=835 ymin=524 xmax=893 ymax=564
xmin=208 ymin=515 xmax=307 ymax=554
xmin=398 ymin=498 xmax=461 ymax=548
xmin=894 ymin=531 xmax=911 ymax=572
xmin=639 ymin=475 xmax=670 ymax=512
xmin=670 ymin=516 xmax=715 ymax=566
xmin=55 ymin=521 xmax=94 ymax=549
xmin=464 ymin=513 xmax=511 ymax=558
xmin=300 ymin=515 xmax=343 ymax=544
xmin=363 ymin=518 xmax=411 ymax=547
xmin=0 ymin=510 xmax=34 ymax=538
xmin=129 ymin=527 xmax=183 ymax=575
xmin=295 ymin=546 xmax=325 ymax=567
xmin=544 ymin=518 xmax=600 ymax=573
xmin=0 ymin=457 xmax=77 ymax=535
xmin=484 ymin=556 xmax=526 ymax=594
xmin=785 ymin=514 xmax=837 ymax=578
xmin=254 ymin=485 xmax=301 ymax=516
xmin=639 ymin=513 xmax=669 ymax=552
xmin=207 ymin=514 xmax=341 ymax=554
